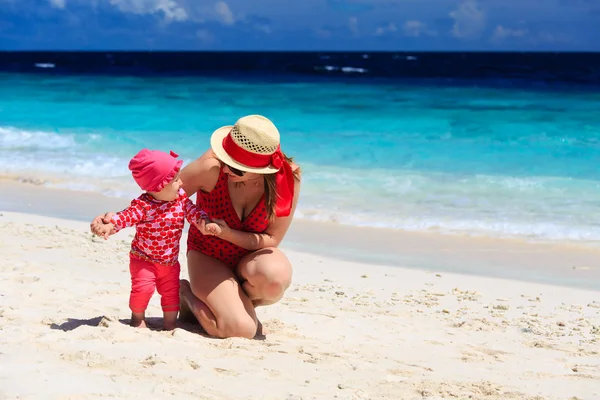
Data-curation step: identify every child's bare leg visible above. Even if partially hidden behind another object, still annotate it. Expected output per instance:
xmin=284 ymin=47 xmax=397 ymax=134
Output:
xmin=163 ymin=311 xmax=178 ymax=330
xmin=131 ymin=311 xmax=147 ymax=328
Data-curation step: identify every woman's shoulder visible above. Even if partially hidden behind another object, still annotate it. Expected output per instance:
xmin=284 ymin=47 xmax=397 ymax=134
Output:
xmin=180 ymin=150 xmax=222 ymax=195
xmin=198 ymin=149 xmax=222 ymax=170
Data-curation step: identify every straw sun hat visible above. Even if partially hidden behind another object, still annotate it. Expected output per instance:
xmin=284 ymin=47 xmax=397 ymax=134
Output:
xmin=210 ymin=114 xmax=295 ymax=217
xmin=210 ymin=114 xmax=282 ymax=174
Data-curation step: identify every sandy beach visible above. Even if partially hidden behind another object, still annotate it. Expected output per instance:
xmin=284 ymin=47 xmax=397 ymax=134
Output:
xmin=1 ymin=187 xmax=600 ymax=399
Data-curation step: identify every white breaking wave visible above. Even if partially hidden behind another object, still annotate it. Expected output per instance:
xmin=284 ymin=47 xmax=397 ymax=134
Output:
xmin=0 ymin=126 xmax=128 ymax=178
xmin=3 ymin=125 xmax=600 ymax=245
xmin=0 ymin=126 xmax=76 ymax=150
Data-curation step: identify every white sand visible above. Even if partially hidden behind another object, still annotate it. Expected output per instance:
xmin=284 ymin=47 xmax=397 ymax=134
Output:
xmin=1 ymin=211 xmax=599 ymax=400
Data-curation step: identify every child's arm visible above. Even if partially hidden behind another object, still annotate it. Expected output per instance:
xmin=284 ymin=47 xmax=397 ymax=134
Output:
xmin=90 ymin=198 xmax=147 ymax=239
xmin=111 ymin=198 xmax=148 ymax=233
xmin=181 ymin=192 xmax=209 ymax=225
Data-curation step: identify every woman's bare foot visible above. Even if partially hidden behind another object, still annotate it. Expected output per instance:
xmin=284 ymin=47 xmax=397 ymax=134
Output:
xmin=178 ymin=279 xmax=199 ymax=324
xmin=130 ymin=312 xmax=148 ymax=328
xmin=254 ymin=320 xmax=268 ymax=338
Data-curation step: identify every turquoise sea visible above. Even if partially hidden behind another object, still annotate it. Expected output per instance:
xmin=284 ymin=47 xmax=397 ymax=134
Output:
xmin=2 ymin=71 xmax=600 ymax=245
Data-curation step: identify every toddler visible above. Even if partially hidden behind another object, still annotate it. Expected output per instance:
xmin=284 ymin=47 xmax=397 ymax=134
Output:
xmin=91 ymin=148 xmax=214 ymax=330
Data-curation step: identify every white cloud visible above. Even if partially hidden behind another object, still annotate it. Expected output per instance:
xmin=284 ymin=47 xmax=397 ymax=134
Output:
xmin=255 ymin=24 xmax=271 ymax=34
xmin=348 ymin=16 xmax=359 ymax=36
xmin=196 ymin=29 xmax=213 ymax=43
xmin=108 ymin=0 xmax=188 ymax=22
xmin=449 ymin=0 xmax=485 ymax=39
xmin=489 ymin=25 xmax=570 ymax=46
xmin=491 ymin=25 xmax=528 ymax=42
xmin=214 ymin=1 xmax=234 ymax=25
xmin=49 ymin=0 xmax=66 ymax=9
xmin=533 ymin=31 xmax=571 ymax=45
xmin=402 ymin=20 xmax=437 ymax=37
xmin=374 ymin=22 xmax=397 ymax=36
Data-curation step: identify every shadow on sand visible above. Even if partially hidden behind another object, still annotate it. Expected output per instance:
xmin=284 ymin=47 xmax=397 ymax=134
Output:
xmin=49 ymin=315 xmax=212 ymax=337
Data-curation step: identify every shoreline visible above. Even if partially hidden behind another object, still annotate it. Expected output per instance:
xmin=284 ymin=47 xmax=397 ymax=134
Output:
xmin=3 ymin=169 xmax=600 ymax=250
xmin=2 ymin=178 xmax=600 ymax=291
xmin=1 ymin=210 xmax=599 ymax=399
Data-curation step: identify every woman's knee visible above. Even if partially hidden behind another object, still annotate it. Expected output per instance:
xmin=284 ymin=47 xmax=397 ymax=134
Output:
xmin=261 ymin=276 xmax=290 ymax=301
xmin=238 ymin=248 xmax=293 ymax=299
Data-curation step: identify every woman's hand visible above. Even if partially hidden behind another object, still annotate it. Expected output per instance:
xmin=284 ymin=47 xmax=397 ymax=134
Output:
xmin=90 ymin=212 xmax=116 ymax=236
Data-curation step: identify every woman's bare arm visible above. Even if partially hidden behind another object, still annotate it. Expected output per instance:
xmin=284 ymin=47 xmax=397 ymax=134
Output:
xmin=179 ymin=150 xmax=222 ymax=197
xmin=219 ymin=172 xmax=302 ymax=250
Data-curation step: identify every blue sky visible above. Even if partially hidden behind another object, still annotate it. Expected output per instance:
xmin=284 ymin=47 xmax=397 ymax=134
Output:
xmin=0 ymin=0 xmax=598 ymax=51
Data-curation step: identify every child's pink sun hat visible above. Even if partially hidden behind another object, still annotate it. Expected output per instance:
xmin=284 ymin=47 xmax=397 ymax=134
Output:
xmin=128 ymin=149 xmax=183 ymax=192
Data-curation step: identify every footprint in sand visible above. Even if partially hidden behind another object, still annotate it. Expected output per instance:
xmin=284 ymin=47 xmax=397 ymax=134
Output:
xmin=570 ymin=363 xmax=600 ymax=378
xmin=13 ymin=275 xmax=41 ymax=284
xmin=461 ymin=345 xmax=510 ymax=363
xmin=452 ymin=318 xmax=502 ymax=332
xmin=386 ymin=368 xmax=415 ymax=378
xmin=414 ymin=380 xmax=535 ymax=400
xmin=187 ymin=359 xmax=201 ymax=370
xmin=213 ymin=367 xmax=239 ymax=376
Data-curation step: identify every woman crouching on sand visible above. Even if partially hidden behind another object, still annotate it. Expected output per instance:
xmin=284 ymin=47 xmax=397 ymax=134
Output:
xmin=179 ymin=115 xmax=301 ymax=338
xmin=96 ymin=115 xmax=301 ymax=338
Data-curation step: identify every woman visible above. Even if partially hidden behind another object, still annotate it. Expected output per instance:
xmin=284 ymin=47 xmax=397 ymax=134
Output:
xmin=94 ymin=115 xmax=301 ymax=339
xmin=179 ymin=114 xmax=301 ymax=339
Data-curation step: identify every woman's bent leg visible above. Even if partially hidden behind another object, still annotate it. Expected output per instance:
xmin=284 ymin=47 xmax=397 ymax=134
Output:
xmin=236 ymin=248 xmax=293 ymax=307
xmin=180 ymin=250 xmax=258 ymax=339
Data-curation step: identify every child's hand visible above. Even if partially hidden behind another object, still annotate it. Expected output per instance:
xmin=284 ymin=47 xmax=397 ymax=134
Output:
xmin=194 ymin=218 xmax=230 ymax=239
xmin=91 ymin=221 xmax=115 ymax=240
xmin=90 ymin=212 xmax=116 ymax=238
xmin=205 ymin=222 xmax=222 ymax=236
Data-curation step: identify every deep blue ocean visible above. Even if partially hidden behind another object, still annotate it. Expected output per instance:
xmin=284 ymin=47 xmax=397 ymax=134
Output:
xmin=2 ymin=51 xmax=600 ymax=245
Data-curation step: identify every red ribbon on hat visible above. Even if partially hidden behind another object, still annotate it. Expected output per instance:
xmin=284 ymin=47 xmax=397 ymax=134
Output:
xmin=222 ymin=133 xmax=295 ymax=218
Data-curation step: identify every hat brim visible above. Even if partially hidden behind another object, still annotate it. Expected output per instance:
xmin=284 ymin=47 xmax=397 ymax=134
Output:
xmin=210 ymin=126 xmax=279 ymax=174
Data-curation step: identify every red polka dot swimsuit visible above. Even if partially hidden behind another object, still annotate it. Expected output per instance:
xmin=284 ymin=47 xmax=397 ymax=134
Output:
xmin=112 ymin=189 xmax=207 ymax=266
xmin=187 ymin=167 xmax=270 ymax=267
